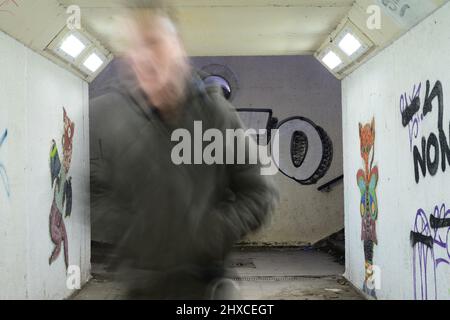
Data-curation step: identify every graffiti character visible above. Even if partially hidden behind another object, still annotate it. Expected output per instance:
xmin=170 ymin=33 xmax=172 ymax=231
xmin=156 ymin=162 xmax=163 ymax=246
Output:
xmin=62 ymin=109 xmax=74 ymax=174
xmin=357 ymin=118 xmax=379 ymax=298
xmin=49 ymin=108 xmax=74 ymax=268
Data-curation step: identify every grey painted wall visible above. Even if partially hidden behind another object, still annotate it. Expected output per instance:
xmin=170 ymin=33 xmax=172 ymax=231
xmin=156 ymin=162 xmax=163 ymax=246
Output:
xmin=90 ymin=55 xmax=343 ymax=246
xmin=191 ymin=56 xmax=343 ymax=245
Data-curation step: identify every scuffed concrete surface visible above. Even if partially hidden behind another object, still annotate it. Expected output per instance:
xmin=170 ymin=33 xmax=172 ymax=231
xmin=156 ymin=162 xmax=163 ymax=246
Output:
xmin=230 ymin=248 xmax=361 ymax=300
xmin=238 ymin=276 xmax=358 ymax=300
xmin=72 ymin=247 xmax=362 ymax=300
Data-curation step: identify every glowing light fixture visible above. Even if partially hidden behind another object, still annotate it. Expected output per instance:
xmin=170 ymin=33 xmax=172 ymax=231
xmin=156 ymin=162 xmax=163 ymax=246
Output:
xmin=60 ymin=34 xmax=86 ymax=58
xmin=83 ymin=53 xmax=104 ymax=73
xmin=315 ymin=19 xmax=375 ymax=78
xmin=339 ymin=32 xmax=362 ymax=56
xmin=48 ymin=27 xmax=113 ymax=81
xmin=322 ymin=51 xmax=342 ymax=70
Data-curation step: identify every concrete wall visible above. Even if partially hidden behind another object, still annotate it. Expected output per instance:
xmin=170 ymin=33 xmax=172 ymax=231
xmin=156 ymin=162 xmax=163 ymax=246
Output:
xmin=193 ymin=56 xmax=343 ymax=245
xmin=0 ymin=30 xmax=90 ymax=299
xmin=343 ymin=2 xmax=450 ymax=299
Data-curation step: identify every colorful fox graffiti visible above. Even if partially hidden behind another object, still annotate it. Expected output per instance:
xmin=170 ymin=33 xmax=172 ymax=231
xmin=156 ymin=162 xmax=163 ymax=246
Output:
xmin=357 ymin=118 xmax=379 ymax=298
xmin=49 ymin=108 xmax=74 ymax=268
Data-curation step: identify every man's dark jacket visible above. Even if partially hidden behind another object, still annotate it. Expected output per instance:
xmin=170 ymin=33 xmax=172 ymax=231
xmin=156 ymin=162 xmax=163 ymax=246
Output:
xmin=90 ymin=68 xmax=279 ymax=298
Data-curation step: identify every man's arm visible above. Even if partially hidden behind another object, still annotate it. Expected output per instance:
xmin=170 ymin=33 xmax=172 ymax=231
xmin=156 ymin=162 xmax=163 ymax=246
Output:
xmin=197 ymin=88 xmax=280 ymax=259
xmin=89 ymin=93 xmax=126 ymax=245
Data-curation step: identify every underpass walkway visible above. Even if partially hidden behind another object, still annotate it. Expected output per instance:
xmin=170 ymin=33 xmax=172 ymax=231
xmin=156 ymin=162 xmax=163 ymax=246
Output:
xmin=72 ymin=246 xmax=362 ymax=300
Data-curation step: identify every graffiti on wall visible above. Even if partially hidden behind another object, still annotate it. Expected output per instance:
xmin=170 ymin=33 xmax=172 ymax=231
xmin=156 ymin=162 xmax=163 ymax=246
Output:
xmin=49 ymin=108 xmax=74 ymax=268
xmin=378 ymin=0 xmax=411 ymax=17
xmin=401 ymin=80 xmax=450 ymax=299
xmin=400 ymin=80 xmax=449 ymax=184
xmin=0 ymin=0 xmax=19 ymax=15
xmin=0 ymin=129 xmax=9 ymax=197
xmin=400 ymin=82 xmax=422 ymax=151
xmin=237 ymin=108 xmax=333 ymax=185
xmin=376 ymin=0 xmax=439 ymax=28
xmin=356 ymin=118 xmax=379 ymax=298
xmin=410 ymin=203 xmax=450 ymax=300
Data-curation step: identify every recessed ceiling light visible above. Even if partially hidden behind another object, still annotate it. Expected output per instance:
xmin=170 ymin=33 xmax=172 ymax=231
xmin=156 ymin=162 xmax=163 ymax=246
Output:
xmin=83 ymin=53 xmax=104 ymax=73
xmin=322 ymin=51 xmax=342 ymax=70
xmin=60 ymin=34 xmax=86 ymax=58
xmin=338 ymin=32 xmax=362 ymax=56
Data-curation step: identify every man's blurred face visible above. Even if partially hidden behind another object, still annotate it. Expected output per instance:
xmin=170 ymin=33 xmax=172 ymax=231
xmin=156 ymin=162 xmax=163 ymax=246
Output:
xmin=125 ymin=15 xmax=189 ymax=107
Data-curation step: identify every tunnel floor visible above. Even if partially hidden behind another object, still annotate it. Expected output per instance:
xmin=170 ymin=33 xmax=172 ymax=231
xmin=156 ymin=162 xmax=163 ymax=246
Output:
xmin=71 ymin=247 xmax=362 ymax=300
